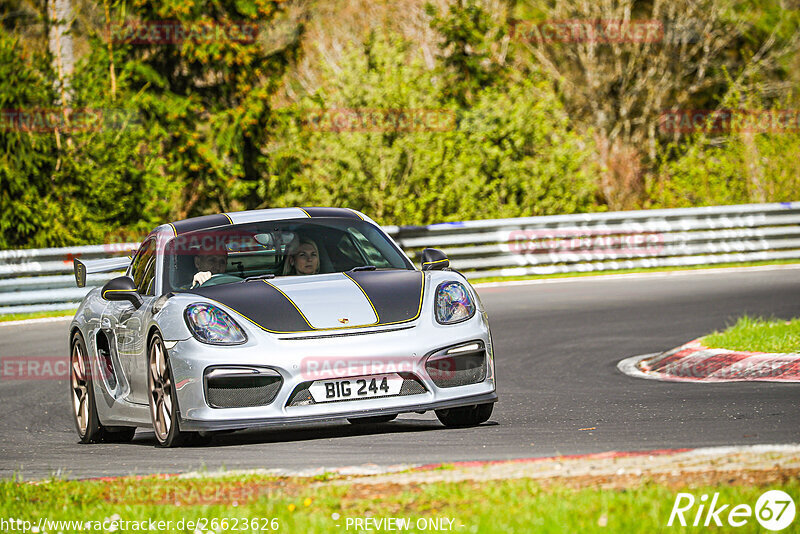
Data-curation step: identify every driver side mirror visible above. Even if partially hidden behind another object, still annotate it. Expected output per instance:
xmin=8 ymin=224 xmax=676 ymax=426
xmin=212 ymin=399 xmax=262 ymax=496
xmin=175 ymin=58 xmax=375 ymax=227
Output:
xmin=421 ymin=248 xmax=450 ymax=271
xmin=101 ymin=276 xmax=143 ymax=309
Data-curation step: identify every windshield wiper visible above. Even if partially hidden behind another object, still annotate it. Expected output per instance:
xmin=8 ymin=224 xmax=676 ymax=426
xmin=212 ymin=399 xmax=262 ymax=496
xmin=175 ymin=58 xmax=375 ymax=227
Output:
xmin=349 ymin=265 xmax=377 ymax=272
xmin=242 ymin=273 xmax=276 ymax=282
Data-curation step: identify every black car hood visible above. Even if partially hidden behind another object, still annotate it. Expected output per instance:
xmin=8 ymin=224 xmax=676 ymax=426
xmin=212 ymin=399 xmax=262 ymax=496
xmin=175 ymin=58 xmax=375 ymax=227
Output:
xmin=187 ymin=270 xmax=424 ymax=333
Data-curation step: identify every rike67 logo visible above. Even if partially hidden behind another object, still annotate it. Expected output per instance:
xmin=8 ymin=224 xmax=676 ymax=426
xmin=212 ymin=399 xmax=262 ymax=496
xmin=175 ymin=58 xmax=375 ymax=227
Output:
xmin=668 ymin=490 xmax=795 ymax=530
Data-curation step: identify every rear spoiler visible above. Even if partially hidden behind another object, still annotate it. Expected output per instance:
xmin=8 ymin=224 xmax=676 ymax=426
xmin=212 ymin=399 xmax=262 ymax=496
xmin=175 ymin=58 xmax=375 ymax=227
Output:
xmin=73 ymin=257 xmax=131 ymax=288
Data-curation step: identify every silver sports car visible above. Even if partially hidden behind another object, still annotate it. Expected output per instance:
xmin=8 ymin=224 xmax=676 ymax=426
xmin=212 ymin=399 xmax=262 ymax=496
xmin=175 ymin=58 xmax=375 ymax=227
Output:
xmin=69 ymin=208 xmax=497 ymax=447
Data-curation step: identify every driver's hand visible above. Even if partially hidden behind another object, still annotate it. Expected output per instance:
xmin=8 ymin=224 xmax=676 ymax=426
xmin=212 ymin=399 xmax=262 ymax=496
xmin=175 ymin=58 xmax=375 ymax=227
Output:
xmin=191 ymin=271 xmax=212 ymax=288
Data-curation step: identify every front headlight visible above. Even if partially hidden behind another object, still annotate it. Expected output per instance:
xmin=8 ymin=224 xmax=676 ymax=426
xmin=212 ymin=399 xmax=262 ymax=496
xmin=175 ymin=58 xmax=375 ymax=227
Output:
xmin=184 ymin=303 xmax=247 ymax=345
xmin=435 ymin=281 xmax=476 ymax=324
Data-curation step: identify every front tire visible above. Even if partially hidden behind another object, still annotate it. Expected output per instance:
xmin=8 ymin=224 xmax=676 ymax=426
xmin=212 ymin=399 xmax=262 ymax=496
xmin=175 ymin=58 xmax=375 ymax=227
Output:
xmin=435 ymin=403 xmax=493 ymax=427
xmin=147 ymin=333 xmax=185 ymax=447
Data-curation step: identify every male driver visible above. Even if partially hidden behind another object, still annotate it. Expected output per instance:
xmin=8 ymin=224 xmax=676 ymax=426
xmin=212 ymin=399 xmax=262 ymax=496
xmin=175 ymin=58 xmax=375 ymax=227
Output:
xmin=191 ymin=250 xmax=228 ymax=288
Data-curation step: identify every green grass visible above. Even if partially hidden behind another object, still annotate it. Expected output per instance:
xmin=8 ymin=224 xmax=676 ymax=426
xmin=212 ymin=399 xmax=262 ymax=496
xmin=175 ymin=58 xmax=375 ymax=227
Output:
xmin=703 ymin=316 xmax=800 ymax=353
xmin=0 ymin=309 xmax=76 ymax=322
xmin=469 ymin=259 xmax=800 ymax=284
xmin=0 ymin=474 xmax=795 ymax=533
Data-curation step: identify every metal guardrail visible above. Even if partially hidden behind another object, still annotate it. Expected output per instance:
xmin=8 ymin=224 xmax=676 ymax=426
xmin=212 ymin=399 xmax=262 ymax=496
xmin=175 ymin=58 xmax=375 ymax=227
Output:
xmin=1 ymin=202 xmax=799 ymax=314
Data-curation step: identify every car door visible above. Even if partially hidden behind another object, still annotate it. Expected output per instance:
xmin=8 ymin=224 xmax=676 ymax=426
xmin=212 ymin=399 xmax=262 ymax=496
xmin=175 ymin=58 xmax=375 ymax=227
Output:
xmin=114 ymin=238 xmax=158 ymax=405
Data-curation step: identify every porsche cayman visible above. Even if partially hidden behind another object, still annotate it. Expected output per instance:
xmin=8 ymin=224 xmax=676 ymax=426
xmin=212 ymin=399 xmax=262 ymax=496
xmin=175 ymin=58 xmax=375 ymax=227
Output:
xmin=69 ymin=208 xmax=497 ymax=447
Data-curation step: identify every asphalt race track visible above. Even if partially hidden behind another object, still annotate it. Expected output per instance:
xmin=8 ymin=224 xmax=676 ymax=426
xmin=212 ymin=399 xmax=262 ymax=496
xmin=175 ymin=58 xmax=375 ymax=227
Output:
xmin=2 ymin=267 xmax=799 ymax=479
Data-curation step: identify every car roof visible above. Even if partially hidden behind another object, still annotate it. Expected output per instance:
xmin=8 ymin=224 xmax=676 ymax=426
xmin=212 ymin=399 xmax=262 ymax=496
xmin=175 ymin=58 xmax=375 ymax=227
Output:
xmin=159 ymin=207 xmax=369 ymax=237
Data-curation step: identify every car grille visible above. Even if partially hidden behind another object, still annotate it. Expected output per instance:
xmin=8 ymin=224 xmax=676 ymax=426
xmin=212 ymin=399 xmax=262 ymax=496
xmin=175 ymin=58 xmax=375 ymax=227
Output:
xmin=425 ymin=347 xmax=487 ymax=388
xmin=205 ymin=367 xmax=283 ymax=409
xmin=286 ymin=373 xmax=426 ymax=407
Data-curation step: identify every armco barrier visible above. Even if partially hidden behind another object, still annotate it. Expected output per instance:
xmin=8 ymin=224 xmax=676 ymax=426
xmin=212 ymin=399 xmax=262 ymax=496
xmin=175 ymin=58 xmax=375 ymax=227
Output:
xmin=1 ymin=202 xmax=799 ymax=314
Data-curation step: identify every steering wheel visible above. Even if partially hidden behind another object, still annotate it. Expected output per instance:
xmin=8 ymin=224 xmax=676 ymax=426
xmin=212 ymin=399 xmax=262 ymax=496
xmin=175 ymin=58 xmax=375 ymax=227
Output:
xmin=197 ymin=273 xmax=242 ymax=288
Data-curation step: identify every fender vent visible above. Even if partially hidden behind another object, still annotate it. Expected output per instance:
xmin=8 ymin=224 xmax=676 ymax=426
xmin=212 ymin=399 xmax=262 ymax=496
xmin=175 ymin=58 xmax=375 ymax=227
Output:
xmin=96 ymin=331 xmax=116 ymax=390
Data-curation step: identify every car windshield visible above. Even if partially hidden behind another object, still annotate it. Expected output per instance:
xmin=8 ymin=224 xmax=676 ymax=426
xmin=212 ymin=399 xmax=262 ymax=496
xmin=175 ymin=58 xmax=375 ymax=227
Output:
xmin=162 ymin=218 xmax=413 ymax=292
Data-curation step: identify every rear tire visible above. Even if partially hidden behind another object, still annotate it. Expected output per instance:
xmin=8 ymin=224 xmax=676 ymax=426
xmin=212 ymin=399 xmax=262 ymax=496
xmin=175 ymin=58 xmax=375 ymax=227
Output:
xmin=435 ymin=403 xmax=493 ymax=427
xmin=347 ymin=414 xmax=397 ymax=425
xmin=71 ymin=332 xmax=103 ymax=443
xmin=70 ymin=332 xmax=136 ymax=443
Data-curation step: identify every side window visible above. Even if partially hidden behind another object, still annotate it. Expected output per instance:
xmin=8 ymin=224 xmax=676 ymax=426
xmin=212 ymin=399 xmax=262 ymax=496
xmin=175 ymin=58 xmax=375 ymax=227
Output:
xmin=346 ymin=228 xmax=393 ymax=268
xmin=130 ymin=239 xmax=157 ymax=296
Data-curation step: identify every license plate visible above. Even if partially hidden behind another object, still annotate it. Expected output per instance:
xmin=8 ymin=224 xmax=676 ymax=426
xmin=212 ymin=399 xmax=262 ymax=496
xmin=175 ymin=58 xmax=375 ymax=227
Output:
xmin=309 ymin=374 xmax=403 ymax=403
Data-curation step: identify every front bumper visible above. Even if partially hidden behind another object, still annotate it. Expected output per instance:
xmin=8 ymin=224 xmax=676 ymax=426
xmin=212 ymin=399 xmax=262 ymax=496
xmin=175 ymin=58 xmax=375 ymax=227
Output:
xmin=179 ymin=391 xmax=498 ymax=432
xmin=168 ymin=312 xmax=496 ymax=431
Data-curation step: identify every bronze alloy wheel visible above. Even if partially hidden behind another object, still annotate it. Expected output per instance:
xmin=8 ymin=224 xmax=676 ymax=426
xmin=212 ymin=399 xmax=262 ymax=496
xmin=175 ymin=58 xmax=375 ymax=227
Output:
xmin=70 ymin=332 xmax=135 ymax=443
xmin=148 ymin=333 xmax=176 ymax=445
xmin=70 ymin=337 xmax=90 ymax=437
xmin=147 ymin=333 xmax=211 ymax=447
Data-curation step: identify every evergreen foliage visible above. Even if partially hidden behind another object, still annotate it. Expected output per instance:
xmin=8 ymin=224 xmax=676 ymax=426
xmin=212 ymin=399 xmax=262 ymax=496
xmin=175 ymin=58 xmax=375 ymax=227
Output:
xmin=0 ymin=0 xmax=797 ymax=247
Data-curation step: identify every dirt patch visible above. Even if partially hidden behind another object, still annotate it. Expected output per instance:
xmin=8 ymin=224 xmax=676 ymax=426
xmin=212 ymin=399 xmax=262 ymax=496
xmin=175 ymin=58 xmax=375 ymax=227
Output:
xmin=332 ymin=465 xmax=800 ymax=514
xmin=98 ymin=445 xmax=800 ymax=507
xmin=329 ymin=445 xmax=800 ymax=490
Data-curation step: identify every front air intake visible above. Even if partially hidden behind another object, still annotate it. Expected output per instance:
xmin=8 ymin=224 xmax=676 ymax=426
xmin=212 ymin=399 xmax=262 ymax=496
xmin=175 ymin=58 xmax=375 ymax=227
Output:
xmin=425 ymin=342 xmax=487 ymax=388
xmin=204 ymin=367 xmax=283 ymax=408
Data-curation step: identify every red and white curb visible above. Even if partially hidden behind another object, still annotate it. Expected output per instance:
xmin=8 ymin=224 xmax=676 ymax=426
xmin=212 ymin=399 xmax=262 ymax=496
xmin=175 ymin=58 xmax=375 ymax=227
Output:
xmin=618 ymin=339 xmax=800 ymax=383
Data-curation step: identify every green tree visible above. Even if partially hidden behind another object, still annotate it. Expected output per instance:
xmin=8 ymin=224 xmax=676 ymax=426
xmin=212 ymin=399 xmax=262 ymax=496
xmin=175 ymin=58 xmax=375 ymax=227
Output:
xmin=0 ymin=33 xmax=59 ymax=248
xmin=425 ymin=0 xmax=511 ymax=106
xmin=264 ymin=32 xmax=596 ymax=225
xmin=651 ymin=85 xmax=800 ymax=208
xmin=113 ymin=0 xmax=305 ymax=217
xmin=0 ymin=0 xmax=305 ymax=248
xmin=0 ymin=27 xmax=179 ymax=248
